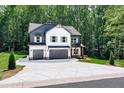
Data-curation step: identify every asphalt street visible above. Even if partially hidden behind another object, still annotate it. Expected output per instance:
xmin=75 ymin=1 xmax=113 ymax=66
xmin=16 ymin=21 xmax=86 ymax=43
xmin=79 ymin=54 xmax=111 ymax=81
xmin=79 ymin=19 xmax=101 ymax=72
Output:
xmin=39 ymin=77 xmax=124 ymax=88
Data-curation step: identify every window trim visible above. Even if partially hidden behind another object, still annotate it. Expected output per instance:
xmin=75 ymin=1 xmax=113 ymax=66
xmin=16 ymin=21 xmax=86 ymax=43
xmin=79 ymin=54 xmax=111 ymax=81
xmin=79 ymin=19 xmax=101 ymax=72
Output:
xmin=50 ymin=36 xmax=57 ymax=42
xmin=34 ymin=35 xmax=42 ymax=43
xmin=74 ymin=49 xmax=79 ymax=54
xmin=71 ymin=37 xmax=78 ymax=44
xmin=61 ymin=36 xmax=67 ymax=43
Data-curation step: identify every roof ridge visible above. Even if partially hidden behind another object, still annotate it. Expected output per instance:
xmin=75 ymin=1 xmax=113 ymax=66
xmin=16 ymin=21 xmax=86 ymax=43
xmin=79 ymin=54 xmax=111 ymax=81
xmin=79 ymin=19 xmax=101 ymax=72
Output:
xmin=29 ymin=23 xmax=42 ymax=24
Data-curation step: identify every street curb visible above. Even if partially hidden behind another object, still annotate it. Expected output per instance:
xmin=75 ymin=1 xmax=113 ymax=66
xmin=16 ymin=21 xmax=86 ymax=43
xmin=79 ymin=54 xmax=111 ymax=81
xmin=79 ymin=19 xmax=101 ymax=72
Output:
xmin=0 ymin=73 xmax=124 ymax=88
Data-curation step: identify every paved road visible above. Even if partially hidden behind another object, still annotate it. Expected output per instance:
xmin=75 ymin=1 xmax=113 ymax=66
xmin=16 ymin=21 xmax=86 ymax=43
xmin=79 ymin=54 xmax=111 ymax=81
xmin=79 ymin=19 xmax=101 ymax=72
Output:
xmin=40 ymin=77 xmax=124 ymax=88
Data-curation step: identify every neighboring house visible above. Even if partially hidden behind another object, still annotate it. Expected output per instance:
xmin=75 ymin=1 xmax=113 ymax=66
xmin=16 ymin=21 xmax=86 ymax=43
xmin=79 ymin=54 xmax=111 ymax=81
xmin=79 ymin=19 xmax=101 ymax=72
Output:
xmin=28 ymin=21 xmax=84 ymax=60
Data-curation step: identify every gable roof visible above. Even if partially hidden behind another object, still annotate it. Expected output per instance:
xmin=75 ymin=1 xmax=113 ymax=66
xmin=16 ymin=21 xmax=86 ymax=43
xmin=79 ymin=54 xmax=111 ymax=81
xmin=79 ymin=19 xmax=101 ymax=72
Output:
xmin=28 ymin=23 xmax=81 ymax=36
xmin=28 ymin=23 xmax=56 ymax=33
xmin=28 ymin=23 xmax=42 ymax=33
xmin=63 ymin=26 xmax=81 ymax=35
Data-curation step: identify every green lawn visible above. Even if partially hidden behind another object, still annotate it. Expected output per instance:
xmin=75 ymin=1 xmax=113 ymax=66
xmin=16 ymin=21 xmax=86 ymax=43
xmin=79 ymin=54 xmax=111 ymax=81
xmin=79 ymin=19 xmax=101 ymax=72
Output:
xmin=80 ymin=58 xmax=124 ymax=67
xmin=0 ymin=52 xmax=27 ymax=80
xmin=0 ymin=52 xmax=27 ymax=70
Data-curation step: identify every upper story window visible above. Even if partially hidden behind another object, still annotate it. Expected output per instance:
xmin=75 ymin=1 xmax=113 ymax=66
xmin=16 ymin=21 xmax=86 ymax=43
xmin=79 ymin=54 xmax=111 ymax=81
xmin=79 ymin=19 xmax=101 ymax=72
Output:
xmin=71 ymin=37 xmax=78 ymax=44
xmin=34 ymin=35 xmax=42 ymax=43
xmin=50 ymin=36 xmax=57 ymax=42
xmin=61 ymin=37 xmax=67 ymax=43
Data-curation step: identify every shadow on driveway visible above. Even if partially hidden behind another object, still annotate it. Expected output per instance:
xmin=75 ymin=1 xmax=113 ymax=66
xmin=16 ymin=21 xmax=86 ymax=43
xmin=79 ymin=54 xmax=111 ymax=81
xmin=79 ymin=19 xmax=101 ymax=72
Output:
xmin=39 ymin=77 xmax=124 ymax=88
xmin=18 ymin=58 xmax=78 ymax=63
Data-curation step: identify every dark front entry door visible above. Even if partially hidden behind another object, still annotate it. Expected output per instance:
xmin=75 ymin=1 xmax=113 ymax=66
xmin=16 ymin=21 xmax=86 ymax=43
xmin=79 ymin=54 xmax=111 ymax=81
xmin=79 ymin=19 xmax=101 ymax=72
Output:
xmin=49 ymin=49 xmax=68 ymax=59
xmin=33 ymin=50 xmax=43 ymax=60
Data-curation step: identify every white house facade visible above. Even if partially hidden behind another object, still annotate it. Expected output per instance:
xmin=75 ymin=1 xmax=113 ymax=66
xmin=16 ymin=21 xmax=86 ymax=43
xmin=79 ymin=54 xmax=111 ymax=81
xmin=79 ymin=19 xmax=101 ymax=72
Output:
xmin=28 ymin=21 xmax=84 ymax=60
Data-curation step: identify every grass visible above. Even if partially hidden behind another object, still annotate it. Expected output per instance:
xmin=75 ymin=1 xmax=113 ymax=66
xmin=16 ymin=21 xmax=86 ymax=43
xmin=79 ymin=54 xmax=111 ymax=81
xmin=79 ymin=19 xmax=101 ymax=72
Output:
xmin=80 ymin=57 xmax=124 ymax=67
xmin=0 ymin=52 xmax=27 ymax=80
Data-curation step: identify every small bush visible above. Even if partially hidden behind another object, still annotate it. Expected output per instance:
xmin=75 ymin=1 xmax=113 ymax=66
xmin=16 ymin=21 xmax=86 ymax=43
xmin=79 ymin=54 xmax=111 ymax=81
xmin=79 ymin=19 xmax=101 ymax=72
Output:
xmin=109 ymin=51 xmax=114 ymax=65
xmin=0 ymin=77 xmax=2 ymax=80
xmin=8 ymin=49 xmax=16 ymax=70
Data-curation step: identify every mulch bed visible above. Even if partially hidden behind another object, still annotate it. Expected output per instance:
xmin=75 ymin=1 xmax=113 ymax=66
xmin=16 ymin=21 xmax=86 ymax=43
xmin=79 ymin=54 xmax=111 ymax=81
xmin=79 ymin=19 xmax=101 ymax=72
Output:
xmin=0 ymin=66 xmax=24 ymax=80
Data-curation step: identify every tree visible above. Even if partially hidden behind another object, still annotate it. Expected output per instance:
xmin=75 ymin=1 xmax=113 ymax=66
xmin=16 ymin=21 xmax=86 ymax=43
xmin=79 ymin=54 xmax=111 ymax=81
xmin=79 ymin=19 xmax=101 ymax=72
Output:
xmin=89 ymin=6 xmax=108 ymax=58
xmin=109 ymin=51 xmax=115 ymax=65
xmin=8 ymin=48 xmax=16 ymax=70
xmin=0 ymin=5 xmax=124 ymax=59
xmin=104 ymin=6 xmax=124 ymax=59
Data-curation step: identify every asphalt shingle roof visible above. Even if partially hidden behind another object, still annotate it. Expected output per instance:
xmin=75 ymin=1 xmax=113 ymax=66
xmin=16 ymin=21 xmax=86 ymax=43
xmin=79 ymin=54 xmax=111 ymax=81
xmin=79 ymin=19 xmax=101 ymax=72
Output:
xmin=28 ymin=23 xmax=42 ymax=33
xmin=64 ymin=26 xmax=81 ymax=35
xmin=28 ymin=23 xmax=81 ymax=36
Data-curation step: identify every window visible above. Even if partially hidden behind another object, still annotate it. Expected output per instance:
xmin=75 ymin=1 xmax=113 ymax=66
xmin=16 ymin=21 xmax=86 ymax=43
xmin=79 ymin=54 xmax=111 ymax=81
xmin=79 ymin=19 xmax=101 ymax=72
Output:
xmin=71 ymin=37 xmax=78 ymax=44
xmin=61 ymin=37 xmax=67 ymax=42
xmin=36 ymin=36 xmax=40 ymax=43
xmin=74 ymin=49 xmax=78 ymax=54
xmin=51 ymin=36 xmax=57 ymax=42
xmin=34 ymin=35 xmax=42 ymax=43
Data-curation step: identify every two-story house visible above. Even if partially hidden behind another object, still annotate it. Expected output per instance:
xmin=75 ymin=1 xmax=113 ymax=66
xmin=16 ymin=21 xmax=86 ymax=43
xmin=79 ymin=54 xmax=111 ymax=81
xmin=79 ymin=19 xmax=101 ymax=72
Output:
xmin=28 ymin=21 xmax=84 ymax=60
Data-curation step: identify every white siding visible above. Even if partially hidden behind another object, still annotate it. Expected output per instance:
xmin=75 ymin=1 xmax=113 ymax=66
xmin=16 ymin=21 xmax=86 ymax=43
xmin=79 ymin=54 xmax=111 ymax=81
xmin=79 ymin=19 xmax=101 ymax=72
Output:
xmin=29 ymin=45 xmax=46 ymax=58
xmin=29 ymin=25 xmax=72 ymax=59
xmin=29 ymin=45 xmax=71 ymax=59
xmin=46 ymin=26 xmax=71 ymax=46
xmin=71 ymin=47 xmax=81 ymax=56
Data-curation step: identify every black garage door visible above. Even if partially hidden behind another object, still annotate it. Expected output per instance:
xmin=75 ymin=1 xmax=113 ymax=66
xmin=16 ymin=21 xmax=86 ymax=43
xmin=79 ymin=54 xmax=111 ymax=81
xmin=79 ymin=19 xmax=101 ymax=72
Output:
xmin=33 ymin=50 xmax=43 ymax=60
xmin=49 ymin=49 xmax=68 ymax=59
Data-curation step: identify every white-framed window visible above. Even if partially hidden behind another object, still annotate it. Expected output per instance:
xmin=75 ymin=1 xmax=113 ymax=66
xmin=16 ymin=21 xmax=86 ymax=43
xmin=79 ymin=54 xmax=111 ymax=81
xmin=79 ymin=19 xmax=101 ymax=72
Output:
xmin=71 ymin=37 xmax=78 ymax=44
xmin=61 ymin=37 xmax=67 ymax=43
xmin=50 ymin=36 xmax=57 ymax=42
xmin=34 ymin=35 xmax=42 ymax=43
xmin=74 ymin=49 xmax=79 ymax=54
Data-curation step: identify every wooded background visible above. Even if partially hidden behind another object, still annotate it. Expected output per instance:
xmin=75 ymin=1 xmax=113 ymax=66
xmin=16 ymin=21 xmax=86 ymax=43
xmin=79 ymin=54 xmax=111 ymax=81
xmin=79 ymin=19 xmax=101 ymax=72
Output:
xmin=0 ymin=5 xmax=124 ymax=59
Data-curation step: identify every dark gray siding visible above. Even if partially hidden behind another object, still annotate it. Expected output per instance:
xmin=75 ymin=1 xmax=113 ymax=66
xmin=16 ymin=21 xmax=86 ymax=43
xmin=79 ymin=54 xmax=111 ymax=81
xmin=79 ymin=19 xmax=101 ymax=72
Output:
xmin=71 ymin=35 xmax=81 ymax=47
xmin=29 ymin=24 xmax=55 ymax=44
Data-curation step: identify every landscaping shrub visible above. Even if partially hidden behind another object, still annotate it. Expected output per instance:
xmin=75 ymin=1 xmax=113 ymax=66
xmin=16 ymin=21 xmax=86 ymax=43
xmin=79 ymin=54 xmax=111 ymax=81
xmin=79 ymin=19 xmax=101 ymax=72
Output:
xmin=109 ymin=51 xmax=115 ymax=65
xmin=8 ymin=49 xmax=16 ymax=70
xmin=88 ymin=49 xmax=99 ymax=58
xmin=0 ymin=77 xmax=2 ymax=80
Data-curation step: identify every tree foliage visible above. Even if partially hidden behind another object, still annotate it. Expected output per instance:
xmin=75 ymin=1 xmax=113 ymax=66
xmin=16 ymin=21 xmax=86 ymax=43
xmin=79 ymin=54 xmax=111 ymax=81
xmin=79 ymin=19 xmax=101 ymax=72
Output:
xmin=0 ymin=5 xmax=124 ymax=59
xmin=109 ymin=51 xmax=115 ymax=65
xmin=8 ymin=48 xmax=16 ymax=70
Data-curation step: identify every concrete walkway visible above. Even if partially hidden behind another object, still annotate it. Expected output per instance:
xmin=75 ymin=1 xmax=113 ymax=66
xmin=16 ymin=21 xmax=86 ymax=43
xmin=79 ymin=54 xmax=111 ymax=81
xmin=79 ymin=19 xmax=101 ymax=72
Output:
xmin=1 ymin=58 xmax=124 ymax=88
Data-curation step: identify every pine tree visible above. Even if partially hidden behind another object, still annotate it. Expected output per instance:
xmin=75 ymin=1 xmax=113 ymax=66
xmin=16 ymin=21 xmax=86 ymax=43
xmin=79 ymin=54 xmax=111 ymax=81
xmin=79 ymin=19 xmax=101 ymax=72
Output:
xmin=8 ymin=48 xmax=16 ymax=70
xmin=109 ymin=51 xmax=115 ymax=65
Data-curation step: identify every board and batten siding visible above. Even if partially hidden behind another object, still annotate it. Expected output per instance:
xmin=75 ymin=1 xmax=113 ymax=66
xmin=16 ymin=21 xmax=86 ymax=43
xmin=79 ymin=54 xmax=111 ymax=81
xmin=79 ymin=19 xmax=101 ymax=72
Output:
xmin=46 ymin=26 xmax=71 ymax=46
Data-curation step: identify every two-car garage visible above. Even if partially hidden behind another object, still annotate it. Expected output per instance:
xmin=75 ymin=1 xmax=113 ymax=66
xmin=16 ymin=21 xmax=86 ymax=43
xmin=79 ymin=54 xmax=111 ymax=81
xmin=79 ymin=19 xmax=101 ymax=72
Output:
xmin=32 ymin=49 xmax=69 ymax=60
xmin=30 ymin=45 xmax=70 ymax=60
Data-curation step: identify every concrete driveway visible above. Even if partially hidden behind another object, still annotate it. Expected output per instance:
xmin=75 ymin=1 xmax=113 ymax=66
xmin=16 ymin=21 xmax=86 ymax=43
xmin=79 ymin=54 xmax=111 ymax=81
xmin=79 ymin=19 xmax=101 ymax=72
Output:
xmin=1 ymin=58 xmax=124 ymax=88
